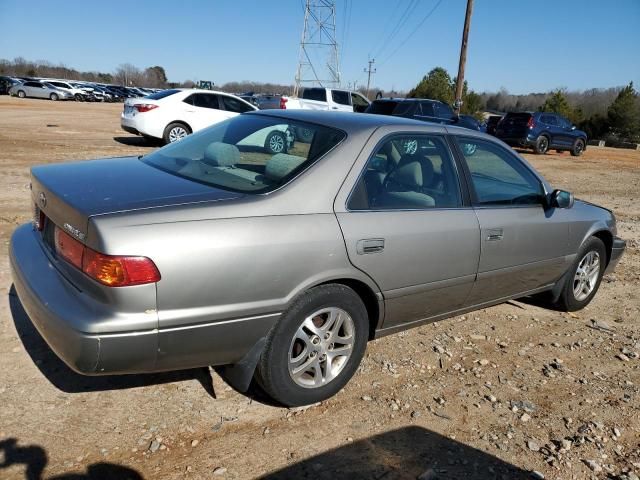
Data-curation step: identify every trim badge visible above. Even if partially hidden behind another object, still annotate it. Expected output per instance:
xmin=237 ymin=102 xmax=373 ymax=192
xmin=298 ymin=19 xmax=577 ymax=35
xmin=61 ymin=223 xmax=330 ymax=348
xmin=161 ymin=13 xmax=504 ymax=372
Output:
xmin=63 ymin=223 xmax=86 ymax=241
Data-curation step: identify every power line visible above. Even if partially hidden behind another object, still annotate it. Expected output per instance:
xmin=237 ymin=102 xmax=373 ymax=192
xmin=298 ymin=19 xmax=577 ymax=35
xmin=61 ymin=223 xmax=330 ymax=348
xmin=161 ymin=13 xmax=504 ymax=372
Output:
xmin=368 ymin=0 xmax=413 ymax=59
xmin=378 ymin=0 xmax=444 ymax=67
xmin=371 ymin=0 xmax=420 ymax=60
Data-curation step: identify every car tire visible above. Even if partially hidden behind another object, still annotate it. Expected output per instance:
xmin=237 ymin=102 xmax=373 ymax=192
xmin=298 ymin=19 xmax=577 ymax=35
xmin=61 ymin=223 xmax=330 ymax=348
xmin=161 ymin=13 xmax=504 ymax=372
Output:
xmin=74 ymin=94 xmax=84 ymax=102
xmin=570 ymin=139 xmax=585 ymax=157
xmin=50 ymin=93 xmax=59 ymax=101
xmin=534 ymin=135 xmax=549 ymax=154
xmin=17 ymin=90 xmax=26 ymax=98
xmin=554 ymin=236 xmax=606 ymax=312
xmin=265 ymin=130 xmax=288 ymax=154
xmin=163 ymin=122 xmax=191 ymax=145
xmin=255 ymin=284 xmax=369 ymax=407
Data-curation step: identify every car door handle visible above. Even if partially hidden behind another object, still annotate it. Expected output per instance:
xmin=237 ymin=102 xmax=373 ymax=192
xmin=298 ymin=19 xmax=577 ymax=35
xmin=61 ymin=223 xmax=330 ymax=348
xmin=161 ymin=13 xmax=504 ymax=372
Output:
xmin=356 ymin=238 xmax=385 ymax=255
xmin=486 ymin=229 xmax=504 ymax=241
xmin=185 ymin=109 xmax=195 ymax=113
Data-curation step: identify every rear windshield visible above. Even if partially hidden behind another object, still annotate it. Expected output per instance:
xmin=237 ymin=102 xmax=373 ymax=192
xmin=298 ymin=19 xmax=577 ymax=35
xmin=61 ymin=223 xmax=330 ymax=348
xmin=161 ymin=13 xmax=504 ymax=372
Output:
xmin=142 ymin=114 xmax=346 ymax=194
xmin=145 ymin=89 xmax=180 ymax=100
xmin=502 ymin=113 xmax=532 ymax=126
xmin=365 ymin=100 xmax=399 ymax=115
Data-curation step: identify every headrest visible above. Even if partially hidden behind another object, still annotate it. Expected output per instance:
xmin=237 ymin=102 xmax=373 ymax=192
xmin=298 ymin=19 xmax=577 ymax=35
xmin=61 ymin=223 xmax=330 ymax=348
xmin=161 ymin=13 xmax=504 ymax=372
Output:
xmin=265 ymin=154 xmax=306 ymax=181
xmin=391 ymin=161 xmax=423 ymax=189
xmin=203 ymin=142 xmax=239 ymax=167
xmin=398 ymin=153 xmax=435 ymax=186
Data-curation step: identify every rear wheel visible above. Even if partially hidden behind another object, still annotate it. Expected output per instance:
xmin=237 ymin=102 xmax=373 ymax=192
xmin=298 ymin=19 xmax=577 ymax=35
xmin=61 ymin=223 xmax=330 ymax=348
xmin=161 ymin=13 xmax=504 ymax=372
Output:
xmin=163 ymin=122 xmax=191 ymax=144
xmin=17 ymin=90 xmax=26 ymax=98
xmin=570 ymin=139 xmax=585 ymax=157
xmin=50 ymin=93 xmax=59 ymax=101
xmin=534 ymin=135 xmax=549 ymax=154
xmin=256 ymin=284 xmax=369 ymax=407
xmin=265 ymin=130 xmax=287 ymax=154
xmin=554 ymin=236 xmax=606 ymax=311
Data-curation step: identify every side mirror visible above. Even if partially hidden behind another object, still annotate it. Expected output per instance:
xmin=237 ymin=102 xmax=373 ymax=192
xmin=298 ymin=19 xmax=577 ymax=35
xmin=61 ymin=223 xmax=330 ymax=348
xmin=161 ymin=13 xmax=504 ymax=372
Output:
xmin=549 ymin=189 xmax=574 ymax=209
xmin=571 ymin=125 xmax=576 ymax=130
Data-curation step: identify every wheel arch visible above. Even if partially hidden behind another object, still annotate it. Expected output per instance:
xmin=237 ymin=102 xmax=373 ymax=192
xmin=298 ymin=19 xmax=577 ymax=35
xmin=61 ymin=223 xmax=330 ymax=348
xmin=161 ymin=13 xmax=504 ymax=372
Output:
xmin=592 ymin=229 xmax=613 ymax=266
xmin=314 ymin=277 xmax=383 ymax=340
xmin=166 ymin=120 xmax=192 ymax=133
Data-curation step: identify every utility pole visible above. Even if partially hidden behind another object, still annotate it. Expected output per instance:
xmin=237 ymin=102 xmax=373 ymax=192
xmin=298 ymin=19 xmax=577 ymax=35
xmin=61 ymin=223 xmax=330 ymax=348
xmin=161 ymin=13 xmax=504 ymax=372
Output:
xmin=454 ymin=0 xmax=474 ymax=113
xmin=294 ymin=0 xmax=341 ymax=97
xmin=364 ymin=58 xmax=376 ymax=98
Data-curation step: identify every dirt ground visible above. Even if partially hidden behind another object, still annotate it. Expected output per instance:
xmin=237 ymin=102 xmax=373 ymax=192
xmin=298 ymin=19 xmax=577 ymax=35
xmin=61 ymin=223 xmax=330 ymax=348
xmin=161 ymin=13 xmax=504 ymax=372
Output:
xmin=0 ymin=96 xmax=638 ymax=480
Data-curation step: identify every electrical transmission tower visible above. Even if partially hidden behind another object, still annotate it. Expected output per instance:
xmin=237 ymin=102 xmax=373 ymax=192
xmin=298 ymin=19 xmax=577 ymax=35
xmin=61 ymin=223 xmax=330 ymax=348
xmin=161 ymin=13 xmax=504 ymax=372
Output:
xmin=293 ymin=0 xmax=341 ymax=97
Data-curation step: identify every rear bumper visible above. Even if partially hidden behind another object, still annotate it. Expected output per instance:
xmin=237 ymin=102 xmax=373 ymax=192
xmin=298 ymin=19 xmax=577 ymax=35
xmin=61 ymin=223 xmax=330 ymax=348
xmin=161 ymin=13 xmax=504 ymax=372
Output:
xmin=605 ymin=236 xmax=626 ymax=274
xmin=496 ymin=136 xmax=534 ymax=148
xmin=10 ymin=224 xmax=157 ymax=375
xmin=121 ymin=124 xmax=140 ymax=135
xmin=10 ymin=223 xmax=278 ymax=375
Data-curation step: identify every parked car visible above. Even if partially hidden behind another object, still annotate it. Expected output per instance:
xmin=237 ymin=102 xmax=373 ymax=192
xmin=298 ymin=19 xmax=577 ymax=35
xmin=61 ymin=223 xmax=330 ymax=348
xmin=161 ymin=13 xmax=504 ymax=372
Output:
xmin=45 ymin=80 xmax=92 ymax=101
xmin=121 ymin=88 xmax=292 ymax=149
xmin=485 ymin=115 xmax=503 ymax=136
xmin=0 ymin=76 xmax=20 ymax=95
xmin=367 ymin=98 xmax=480 ymax=131
xmin=281 ymin=87 xmax=371 ymax=113
xmin=255 ymin=94 xmax=284 ymax=110
xmin=11 ymin=110 xmax=625 ymax=407
xmin=495 ymin=112 xmax=588 ymax=156
xmin=9 ymin=81 xmax=75 ymax=101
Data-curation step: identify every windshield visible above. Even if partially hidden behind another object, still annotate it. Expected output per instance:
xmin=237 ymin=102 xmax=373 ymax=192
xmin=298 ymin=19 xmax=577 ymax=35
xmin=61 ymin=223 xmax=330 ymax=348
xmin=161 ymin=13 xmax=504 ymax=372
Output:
xmin=142 ymin=114 xmax=346 ymax=194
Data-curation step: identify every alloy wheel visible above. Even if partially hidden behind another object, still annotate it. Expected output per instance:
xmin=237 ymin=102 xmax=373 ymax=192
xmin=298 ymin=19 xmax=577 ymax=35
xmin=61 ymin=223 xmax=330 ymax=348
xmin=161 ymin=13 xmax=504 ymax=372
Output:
xmin=269 ymin=134 xmax=285 ymax=153
xmin=573 ymin=251 xmax=600 ymax=301
xmin=168 ymin=126 xmax=188 ymax=143
xmin=288 ymin=307 xmax=355 ymax=388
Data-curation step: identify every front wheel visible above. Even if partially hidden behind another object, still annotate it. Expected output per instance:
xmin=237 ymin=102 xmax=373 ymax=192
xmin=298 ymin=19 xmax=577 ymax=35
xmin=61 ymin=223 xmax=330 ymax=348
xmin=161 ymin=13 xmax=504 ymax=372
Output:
xmin=534 ymin=135 xmax=549 ymax=154
xmin=554 ymin=236 xmax=606 ymax=311
xmin=17 ymin=90 xmax=26 ymax=98
xmin=50 ymin=93 xmax=59 ymax=101
xmin=570 ymin=139 xmax=585 ymax=157
xmin=256 ymin=284 xmax=369 ymax=407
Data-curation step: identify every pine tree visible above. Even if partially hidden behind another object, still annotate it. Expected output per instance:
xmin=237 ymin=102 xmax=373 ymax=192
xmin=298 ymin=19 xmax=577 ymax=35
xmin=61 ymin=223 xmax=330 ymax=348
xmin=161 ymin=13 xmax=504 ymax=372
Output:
xmin=607 ymin=82 xmax=640 ymax=141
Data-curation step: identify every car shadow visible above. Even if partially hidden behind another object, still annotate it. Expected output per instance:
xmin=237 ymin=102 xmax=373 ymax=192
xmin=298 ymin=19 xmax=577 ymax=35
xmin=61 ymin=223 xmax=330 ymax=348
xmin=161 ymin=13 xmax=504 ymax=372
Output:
xmin=112 ymin=136 xmax=159 ymax=148
xmin=260 ymin=426 xmax=532 ymax=480
xmin=0 ymin=437 xmax=143 ymax=480
xmin=8 ymin=286 xmax=216 ymax=398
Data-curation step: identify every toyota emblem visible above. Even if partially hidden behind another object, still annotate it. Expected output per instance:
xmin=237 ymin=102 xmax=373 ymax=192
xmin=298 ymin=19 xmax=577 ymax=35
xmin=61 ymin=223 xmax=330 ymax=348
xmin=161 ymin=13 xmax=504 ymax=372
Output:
xmin=39 ymin=191 xmax=47 ymax=208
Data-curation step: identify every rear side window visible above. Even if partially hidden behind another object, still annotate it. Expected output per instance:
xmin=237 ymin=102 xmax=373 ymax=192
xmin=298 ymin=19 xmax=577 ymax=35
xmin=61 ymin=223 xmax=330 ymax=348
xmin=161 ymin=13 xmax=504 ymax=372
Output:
xmin=540 ymin=115 xmax=558 ymax=126
xmin=435 ymin=103 xmax=454 ymax=120
xmin=391 ymin=102 xmax=415 ymax=116
xmin=349 ymin=135 xmax=461 ymax=210
xmin=221 ymin=95 xmax=254 ymax=113
xmin=418 ymin=102 xmax=435 ymax=116
xmin=331 ymin=90 xmax=351 ymax=106
xmin=191 ymin=94 xmax=220 ymax=109
xmin=302 ymin=88 xmax=327 ymax=102
xmin=366 ymin=100 xmax=398 ymax=115
xmin=146 ymin=89 xmax=180 ymax=100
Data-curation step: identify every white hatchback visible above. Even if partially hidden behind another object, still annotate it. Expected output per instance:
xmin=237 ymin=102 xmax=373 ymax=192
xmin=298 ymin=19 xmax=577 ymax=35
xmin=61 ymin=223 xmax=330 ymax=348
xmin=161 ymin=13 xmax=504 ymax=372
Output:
xmin=121 ymin=89 xmax=294 ymax=149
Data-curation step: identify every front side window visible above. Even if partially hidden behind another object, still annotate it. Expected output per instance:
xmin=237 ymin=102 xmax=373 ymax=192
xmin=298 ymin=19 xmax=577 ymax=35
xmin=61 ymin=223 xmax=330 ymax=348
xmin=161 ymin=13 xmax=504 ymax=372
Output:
xmin=351 ymin=93 xmax=369 ymax=108
xmin=435 ymin=103 xmax=455 ymax=120
xmin=302 ymin=88 xmax=327 ymax=102
xmin=418 ymin=101 xmax=435 ymax=117
xmin=456 ymin=137 xmax=544 ymax=206
xmin=349 ymin=135 xmax=461 ymax=210
xmin=221 ymin=95 xmax=254 ymax=113
xmin=331 ymin=90 xmax=351 ymax=106
xmin=142 ymin=115 xmax=345 ymax=194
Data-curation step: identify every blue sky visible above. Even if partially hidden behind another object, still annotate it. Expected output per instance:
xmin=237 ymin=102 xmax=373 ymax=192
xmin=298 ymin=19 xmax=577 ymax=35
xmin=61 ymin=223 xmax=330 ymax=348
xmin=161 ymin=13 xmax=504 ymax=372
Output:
xmin=1 ymin=0 xmax=638 ymax=94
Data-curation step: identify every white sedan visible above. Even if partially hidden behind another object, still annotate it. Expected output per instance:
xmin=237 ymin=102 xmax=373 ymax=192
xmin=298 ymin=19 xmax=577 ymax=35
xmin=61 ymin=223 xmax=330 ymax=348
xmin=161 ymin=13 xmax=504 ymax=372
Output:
xmin=121 ymin=89 xmax=292 ymax=151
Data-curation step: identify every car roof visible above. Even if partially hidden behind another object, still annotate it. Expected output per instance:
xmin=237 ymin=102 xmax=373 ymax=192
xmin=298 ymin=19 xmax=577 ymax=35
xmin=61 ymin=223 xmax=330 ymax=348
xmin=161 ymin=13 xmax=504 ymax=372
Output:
xmin=374 ymin=97 xmax=443 ymax=104
xmin=248 ymin=109 xmax=439 ymax=133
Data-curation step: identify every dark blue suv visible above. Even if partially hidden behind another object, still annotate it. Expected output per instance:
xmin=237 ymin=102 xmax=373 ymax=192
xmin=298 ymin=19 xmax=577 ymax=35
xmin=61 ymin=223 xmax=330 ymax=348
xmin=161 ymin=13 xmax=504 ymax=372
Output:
xmin=495 ymin=112 xmax=587 ymax=156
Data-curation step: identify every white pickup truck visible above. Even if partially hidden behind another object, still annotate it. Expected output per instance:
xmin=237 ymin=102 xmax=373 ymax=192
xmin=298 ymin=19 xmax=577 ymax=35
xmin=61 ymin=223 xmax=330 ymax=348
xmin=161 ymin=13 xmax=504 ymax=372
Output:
xmin=281 ymin=87 xmax=370 ymax=113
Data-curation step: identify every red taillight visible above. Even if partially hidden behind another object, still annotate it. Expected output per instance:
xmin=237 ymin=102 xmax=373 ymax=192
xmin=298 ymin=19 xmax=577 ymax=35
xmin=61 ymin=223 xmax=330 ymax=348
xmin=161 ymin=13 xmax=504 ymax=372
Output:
xmin=527 ymin=116 xmax=535 ymax=129
xmin=134 ymin=104 xmax=158 ymax=113
xmin=83 ymin=249 xmax=161 ymax=287
xmin=53 ymin=225 xmax=160 ymax=287
xmin=279 ymin=97 xmax=287 ymax=109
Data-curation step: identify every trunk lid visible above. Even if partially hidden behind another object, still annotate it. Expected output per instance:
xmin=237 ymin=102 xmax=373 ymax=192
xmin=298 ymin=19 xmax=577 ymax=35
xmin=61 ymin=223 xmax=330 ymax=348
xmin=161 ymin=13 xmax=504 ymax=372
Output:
xmin=31 ymin=156 xmax=243 ymax=243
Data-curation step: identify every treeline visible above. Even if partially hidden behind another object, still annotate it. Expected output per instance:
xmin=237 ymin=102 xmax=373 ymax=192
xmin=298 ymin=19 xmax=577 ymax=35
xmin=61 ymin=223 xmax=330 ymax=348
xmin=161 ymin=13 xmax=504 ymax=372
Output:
xmin=408 ymin=67 xmax=640 ymax=143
